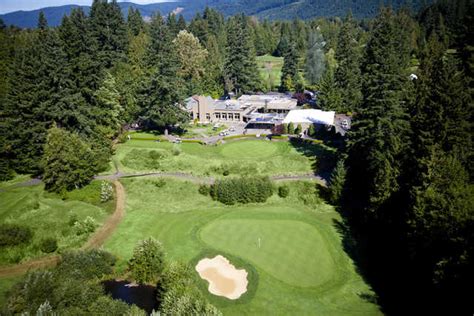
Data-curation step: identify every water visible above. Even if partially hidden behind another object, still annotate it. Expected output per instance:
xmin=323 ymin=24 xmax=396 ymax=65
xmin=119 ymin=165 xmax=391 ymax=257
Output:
xmin=102 ymin=280 xmax=158 ymax=314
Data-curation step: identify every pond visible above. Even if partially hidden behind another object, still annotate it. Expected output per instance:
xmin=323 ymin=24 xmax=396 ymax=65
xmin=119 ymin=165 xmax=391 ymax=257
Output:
xmin=102 ymin=280 xmax=158 ymax=314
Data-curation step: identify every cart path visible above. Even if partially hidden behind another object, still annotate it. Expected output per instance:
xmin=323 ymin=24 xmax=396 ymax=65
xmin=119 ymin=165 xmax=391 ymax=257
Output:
xmin=0 ymin=180 xmax=125 ymax=278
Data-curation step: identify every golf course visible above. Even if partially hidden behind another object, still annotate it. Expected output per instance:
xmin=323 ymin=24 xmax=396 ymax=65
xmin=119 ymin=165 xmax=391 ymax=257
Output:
xmin=0 ymin=137 xmax=381 ymax=315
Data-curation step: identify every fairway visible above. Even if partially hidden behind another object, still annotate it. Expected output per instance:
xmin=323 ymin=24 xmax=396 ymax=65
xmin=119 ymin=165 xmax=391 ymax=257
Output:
xmin=220 ymin=140 xmax=278 ymax=159
xmin=112 ymin=138 xmax=334 ymax=177
xmin=104 ymin=177 xmax=381 ymax=315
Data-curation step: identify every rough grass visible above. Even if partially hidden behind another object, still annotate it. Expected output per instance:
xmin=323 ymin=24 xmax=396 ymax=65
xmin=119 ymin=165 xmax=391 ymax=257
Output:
xmin=104 ymin=178 xmax=381 ymax=315
xmin=0 ymin=181 xmax=113 ymax=266
xmin=257 ymin=54 xmax=284 ymax=89
xmin=111 ymin=138 xmax=334 ymax=177
xmin=0 ymin=275 xmax=21 ymax=308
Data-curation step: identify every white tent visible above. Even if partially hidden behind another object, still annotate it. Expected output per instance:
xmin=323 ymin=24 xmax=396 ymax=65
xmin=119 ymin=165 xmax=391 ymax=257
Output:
xmin=283 ymin=109 xmax=335 ymax=126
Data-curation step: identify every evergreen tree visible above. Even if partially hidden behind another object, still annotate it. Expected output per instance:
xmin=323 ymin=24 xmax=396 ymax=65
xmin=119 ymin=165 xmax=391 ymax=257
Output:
xmin=280 ymin=43 xmax=299 ymax=92
xmin=224 ymin=14 xmax=261 ymax=94
xmin=346 ymin=8 xmax=412 ymax=220
xmin=38 ymin=11 xmax=48 ymax=30
xmin=166 ymin=13 xmax=179 ymax=37
xmin=127 ymin=7 xmax=144 ymax=37
xmin=42 ymin=127 xmax=97 ymax=193
xmin=177 ymin=15 xmax=187 ymax=32
xmin=305 ymin=28 xmax=326 ymax=85
xmin=329 ymin=160 xmax=347 ymax=205
xmin=202 ymin=35 xmax=224 ymax=98
xmin=334 ymin=13 xmax=362 ymax=112
xmin=318 ymin=69 xmax=343 ymax=111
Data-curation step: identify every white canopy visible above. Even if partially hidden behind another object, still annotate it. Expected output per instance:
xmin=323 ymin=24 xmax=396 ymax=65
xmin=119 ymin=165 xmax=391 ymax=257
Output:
xmin=283 ymin=109 xmax=335 ymax=126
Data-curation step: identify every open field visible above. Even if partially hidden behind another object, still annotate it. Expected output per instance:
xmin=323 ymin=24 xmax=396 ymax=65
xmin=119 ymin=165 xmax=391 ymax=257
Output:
xmin=110 ymin=138 xmax=335 ymax=177
xmin=257 ymin=54 xmax=284 ymax=89
xmin=0 ymin=181 xmax=114 ymax=266
xmin=105 ymin=178 xmax=381 ymax=315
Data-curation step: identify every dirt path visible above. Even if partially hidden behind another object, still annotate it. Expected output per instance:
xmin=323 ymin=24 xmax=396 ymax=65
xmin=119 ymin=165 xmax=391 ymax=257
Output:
xmin=0 ymin=180 xmax=126 ymax=278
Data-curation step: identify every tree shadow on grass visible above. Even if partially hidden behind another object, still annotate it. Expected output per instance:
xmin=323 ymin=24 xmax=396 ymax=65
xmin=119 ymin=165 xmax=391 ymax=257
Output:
xmin=288 ymin=138 xmax=337 ymax=181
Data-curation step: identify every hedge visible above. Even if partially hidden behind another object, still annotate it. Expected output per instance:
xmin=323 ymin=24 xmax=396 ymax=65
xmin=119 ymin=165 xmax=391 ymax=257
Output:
xmin=210 ymin=177 xmax=273 ymax=205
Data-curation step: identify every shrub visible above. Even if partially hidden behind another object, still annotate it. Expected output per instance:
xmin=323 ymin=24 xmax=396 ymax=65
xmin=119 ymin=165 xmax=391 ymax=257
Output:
xmin=74 ymin=216 xmax=98 ymax=235
xmin=128 ymin=238 xmax=165 ymax=284
xmin=68 ymin=213 xmax=78 ymax=227
xmin=211 ymin=177 xmax=273 ymax=205
xmin=0 ymin=224 xmax=33 ymax=247
xmin=57 ymin=250 xmax=116 ymax=280
xmin=288 ymin=122 xmax=295 ymax=134
xmin=198 ymin=185 xmax=210 ymax=196
xmin=223 ymin=169 xmax=230 ymax=176
xmin=153 ymin=179 xmax=166 ymax=188
xmin=278 ymin=185 xmax=290 ymax=198
xmin=171 ymin=147 xmax=181 ymax=156
xmin=295 ymin=124 xmax=303 ymax=135
xmin=297 ymin=182 xmax=321 ymax=205
xmin=100 ymin=181 xmax=113 ymax=202
xmin=40 ymin=238 xmax=58 ymax=253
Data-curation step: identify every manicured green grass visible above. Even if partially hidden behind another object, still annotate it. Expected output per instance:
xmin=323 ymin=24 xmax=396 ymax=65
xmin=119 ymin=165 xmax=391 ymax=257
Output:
xmin=0 ymin=175 xmax=32 ymax=189
xmin=111 ymin=138 xmax=334 ymax=177
xmin=0 ymin=181 xmax=114 ymax=266
xmin=257 ymin=54 xmax=284 ymax=89
xmin=104 ymin=178 xmax=381 ymax=315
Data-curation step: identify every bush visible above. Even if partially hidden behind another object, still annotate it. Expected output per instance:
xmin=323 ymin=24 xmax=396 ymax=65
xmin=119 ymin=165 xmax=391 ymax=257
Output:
xmin=297 ymin=182 xmax=321 ymax=205
xmin=100 ymin=181 xmax=113 ymax=202
xmin=278 ymin=185 xmax=290 ymax=198
xmin=171 ymin=147 xmax=181 ymax=156
xmin=57 ymin=249 xmax=116 ymax=280
xmin=74 ymin=216 xmax=98 ymax=235
xmin=198 ymin=185 xmax=210 ymax=196
xmin=40 ymin=238 xmax=58 ymax=253
xmin=211 ymin=177 xmax=273 ymax=205
xmin=68 ymin=213 xmax=78 ymax=227
xmin=153 ymin=179 xmax=166 ymax=188
xmin=223 ymin=169 xmax=230 ymax=176
xmin=0 ymin=224 xmax=33 ymax=247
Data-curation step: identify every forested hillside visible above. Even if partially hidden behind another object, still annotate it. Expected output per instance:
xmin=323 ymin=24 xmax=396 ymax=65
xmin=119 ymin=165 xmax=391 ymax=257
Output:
xmin=0 ymin=0 xmax=472 ymax=314
xmin=0 ymin=0 xmax=432 ymax=28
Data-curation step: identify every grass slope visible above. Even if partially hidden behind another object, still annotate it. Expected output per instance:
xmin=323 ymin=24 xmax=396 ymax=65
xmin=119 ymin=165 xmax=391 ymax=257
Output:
xmin=0 ymin=181 xmax=114 ymax=266
xmin=104 ymin=178 xmax=381 ymax=315
xmin=111 ymin=138 xmax=334 ymax=177
xmin=257 ymin=54 xmax=284 ymax=90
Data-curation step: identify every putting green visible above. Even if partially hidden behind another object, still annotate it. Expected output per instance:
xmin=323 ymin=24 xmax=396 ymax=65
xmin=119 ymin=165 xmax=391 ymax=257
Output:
xmin=220 ymin=140 xmax=278 ymax=159
xmin=200 ymin=219 xmax=335 ymax=288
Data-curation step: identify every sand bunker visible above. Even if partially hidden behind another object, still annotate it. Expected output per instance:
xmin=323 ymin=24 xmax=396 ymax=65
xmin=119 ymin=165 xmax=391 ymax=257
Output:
xmin=195 ymin=255 xmax=248 ymax=300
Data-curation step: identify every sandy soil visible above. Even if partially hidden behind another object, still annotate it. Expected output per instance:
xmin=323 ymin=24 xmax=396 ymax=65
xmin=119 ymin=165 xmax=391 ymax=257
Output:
xmin=195 ymin=255 xmax=248 ymax=300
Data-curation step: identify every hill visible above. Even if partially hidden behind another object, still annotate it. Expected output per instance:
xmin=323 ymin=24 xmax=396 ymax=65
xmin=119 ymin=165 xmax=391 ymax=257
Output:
xmin=0 ymin=0 xmax=430 ymax=28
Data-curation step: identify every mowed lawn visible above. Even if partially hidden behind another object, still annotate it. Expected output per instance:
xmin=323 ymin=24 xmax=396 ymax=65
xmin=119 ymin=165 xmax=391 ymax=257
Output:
xmin=110 ymin=138 xmax=334 ymax=176
xmin=104 ymin=178 xmax=381 ymax=315
xmin=0 ymin=181 xmax=114 ymax=266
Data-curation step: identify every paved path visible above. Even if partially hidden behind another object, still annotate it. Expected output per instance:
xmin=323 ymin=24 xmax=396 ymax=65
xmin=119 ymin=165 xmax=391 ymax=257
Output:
xmin=0 ymin=180 xmax=126 ymax=278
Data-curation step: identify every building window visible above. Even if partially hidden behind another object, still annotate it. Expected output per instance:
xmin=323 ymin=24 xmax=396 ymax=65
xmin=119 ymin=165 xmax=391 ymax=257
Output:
xmin=206 ymin=113 xmax=211 ymax=120
xmin=228 ymin=113 xmax=233 ymax=120
xmin=235 ymin=114 xmax=240 ymax=121
xmin=215 ymin=112 xmax=221 ymax=119
xmin=222 ymin=113 xmax=227 ymax=120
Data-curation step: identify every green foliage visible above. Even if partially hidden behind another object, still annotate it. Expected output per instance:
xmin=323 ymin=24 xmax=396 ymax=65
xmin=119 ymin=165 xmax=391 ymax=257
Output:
xmin=295 ymin=124 xmax=303 ymax=135
xmin=297 ymin=181 xmax=322 ymax=206
xmin=308 ymin=124 xmax=315 ymax=137
xmin=305 ymin=28 xmax=326 ymax=85
xmin=73 ymin=216 xmax=98 ymax=235
xmin=282 ymin=123 xmax=289 ymax=134
xmin=0 ymin=224 xmax=33 ymax=247
xmin=280 ymin=43 xmax=299 ymax=92
xmin=329 ymin=160 xmax=346 ymax=205
xmin=287 ymin=122 xmax=295 ymax=134
xmin=211 ymin=177 xmax=273 ymax=205
xmin=158 ymin=262 xmax=221 ymax=316
xmin=56 ymin=249 xmax=116 ymax=280
xmin=198 ymin=184 xmax=211 ymax=196
xmin=153 ymin=179 xmax=166 ymax=188
xmin=39 ymin=238 xmax=58 ymax=253
xmin=128 ymin=238 xmax=166 ymax=284
xmin=278 ymin=185 xmax=290 ymax=198
xmin=42 ymin=127 xmax=98 ymax=193
xmin=100 ymin=181 xmax=113 ymax=202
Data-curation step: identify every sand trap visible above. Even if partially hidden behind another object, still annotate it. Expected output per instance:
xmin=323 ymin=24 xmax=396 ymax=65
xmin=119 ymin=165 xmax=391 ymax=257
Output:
xmin=195 ymin=255 xmax=248 ymax=300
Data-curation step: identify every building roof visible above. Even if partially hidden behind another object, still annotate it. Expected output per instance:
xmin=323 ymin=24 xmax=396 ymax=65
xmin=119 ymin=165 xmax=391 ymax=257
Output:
xmin=214 ymin=100 xmax=247 ymax=111
xmin=266 ymin=99 xmax=297 ymax=110
xmin=283 ymin=109 xmax=335 ymax=125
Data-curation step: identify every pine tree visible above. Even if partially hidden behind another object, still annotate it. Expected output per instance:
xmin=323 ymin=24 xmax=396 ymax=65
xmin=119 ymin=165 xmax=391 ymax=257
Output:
xmin=318 ymin=69 xmax=343 ymax=111
xmin=38 ymin=11 xmax=48 ymax=30
xmin=305 ymin=28 xmax=326 ymax=85
xmin=329 ymin=159 xmax=347 ymax=205
xmin=346 ymin=8 xmax=412 ymax=220
xmin=177 ymin=15 xmax=187 ymax=32
xmin=334 ymin=13 xmax=362 ymax=112
xmin=224 ymin=14 xmax=261 ymax=94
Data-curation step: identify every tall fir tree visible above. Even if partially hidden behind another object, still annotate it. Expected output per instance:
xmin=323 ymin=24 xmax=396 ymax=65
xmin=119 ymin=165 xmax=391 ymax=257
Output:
xmin=127 ymin=8 xmax=144 ymax=37
xmin=346 ymin=8 xmax=412 ymax=221
xmin=280 ymin=43 xmax=299 ymax=92
xmin=334 ymin=13 xmax=362 ymax=112
xmin=224 ymin=14 xmax=261 ymax=94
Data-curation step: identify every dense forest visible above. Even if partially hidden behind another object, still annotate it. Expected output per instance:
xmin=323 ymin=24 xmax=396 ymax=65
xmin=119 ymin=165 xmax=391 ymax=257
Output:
xmin=0 ymin=0 xmax=473 ymax=314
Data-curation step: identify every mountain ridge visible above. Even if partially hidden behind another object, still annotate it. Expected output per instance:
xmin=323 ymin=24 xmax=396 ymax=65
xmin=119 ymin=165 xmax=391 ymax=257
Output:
xmin=0 ymin=0 xmax=429 ymax=28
